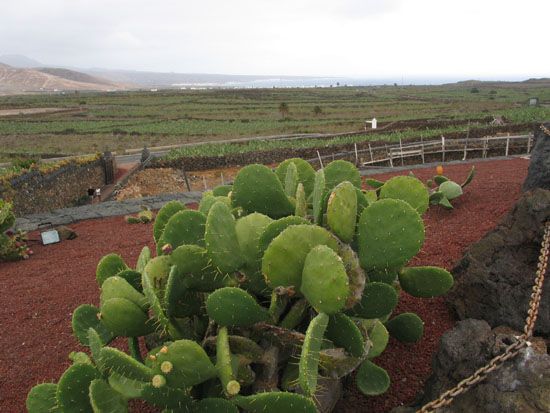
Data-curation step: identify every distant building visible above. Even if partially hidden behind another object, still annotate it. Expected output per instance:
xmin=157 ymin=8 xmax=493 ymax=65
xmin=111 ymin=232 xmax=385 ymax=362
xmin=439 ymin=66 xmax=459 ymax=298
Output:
xmin=528 ymin=97 xmax=539 ymax=106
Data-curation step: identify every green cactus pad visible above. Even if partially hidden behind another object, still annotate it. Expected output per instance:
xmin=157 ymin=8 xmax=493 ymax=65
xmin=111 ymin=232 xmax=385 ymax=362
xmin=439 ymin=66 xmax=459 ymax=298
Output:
xmin=205 ymin=201 xmax=244 ymax=273
xmin=153 ymin=201 xmax=186 ymax=243
xmin=301 ymin=245 xmax=350 ymax=314
xmin=347 ymin=282 xmax=398 ymax=319
xmin=385 ymin=312 xmax=424 ymax=343
xmin=438 ymin=196 xmax=453 ymax=209
xmin=337 ymin=242 xmax=366 ymax=309
xmin=216 ymin=326 xmax=240 ymax=396
xmin=235 ymin=212 xmax=273 ymax=269
xmin=461 ymin=166 xmax=475 ymax=188
xmin=100 ymin=276 xmax=148 ymax=311
xmin=206 ymin=287 xmax=269 ymax=327
xmin=151 ymin=339 xmax=217 ymax=388
xmin=141 ymin=273 xmax=174 ymax=336
xmin=357 ymin=199 xmax=424 ymax=271
xmin=365 ymin=178 xmax=384 ymax=189
xmin=96 ymin=253 xmax=129 ymax=287
xmin=299 ymin=312 xmax=329 ymax=397
xmin=276 ymin=157 xmax=316 ymax=197
xmin=56 ymin=363 xmax=100 ymax=412
xmin=363 ymin=189 xmax=378 ymax=203
xmin=294 ymin=183 xmax=307 ymax=218
xmin=356 ymin=187 xmax=370 ymax=213
xmin=232 ymin=164 xmax=294 ymax=218
xmin=89 ymin=379 xmax=128 ymax=413
xmin=26 ymin=383 xmax=58 ymax=413
xmin=326 ymin=313 xmax=365 ymax=357
xmin=158 ymin=210 xmax=206 ymax=254
xmin=284 ymin=161 xmax=299 ymax=197
xmin=100 ymin=347 xmax=154 ymax=382
xmin=379 ymin=175 xmax=430 ymax=214
xmin=258 ymin=216 xmax=310 ymax=255
xmin=279 ymin=298 xmax=308 ymax=330
xmin=312 ymin=169 xmax=326 ymax=224
xmin=164 ymin=266 xmax=203 ymax=318
xmin=144 ymin=255 xmax=172 ymax=296
xmin=434 ymin=175 xmax=449 ymax=185
xmin=399 ymin=266 xmax=453 ymax=297
xmin=141 ymin=384 xmax=194 ymax=410
xmin=136 ymin=246 xmax=151 ymax=273
xmin=234 ymin=391 xmax=317 ymax=413
xmin=195 ymin=398 xmax=239 ymax=413
xmin=72 ymin=304 xmax=114 ymax=346
xmin=262 ymin=224 xmax=338 ymax=290
xmin=324 ymin=159 xmax=362 ymax=190
xmin=100 ymin=298 xmax=153 ymax=337
xmin=356 ymin=360 xmax=390 ymax=396
xmin=213 ymin=185 xmax=233 ymax=197
xmin=439 ymin=180 xmax=463 ymax=200
xmin=112 ymin=269 xmax=142 ymax=292
xmin=429 ymin=191 xmax=445 ymax=205
xmin=171 ymin=245 xmax=228 ymax=292
xmin=327 ymin=181 xmax=358 ymax=243
xmin=107 ymin=373 xmax=145 ymax=399
xmin=199 ymin=195 xmax=231 ymax=216
xmin=366 ymin=320 xmax=389 ymax=359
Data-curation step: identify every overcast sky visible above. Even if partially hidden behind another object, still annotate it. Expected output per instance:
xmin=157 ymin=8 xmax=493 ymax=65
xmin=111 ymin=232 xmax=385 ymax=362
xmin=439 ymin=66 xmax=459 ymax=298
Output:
xmin=1 ymin=0 xmax=549 ymax=79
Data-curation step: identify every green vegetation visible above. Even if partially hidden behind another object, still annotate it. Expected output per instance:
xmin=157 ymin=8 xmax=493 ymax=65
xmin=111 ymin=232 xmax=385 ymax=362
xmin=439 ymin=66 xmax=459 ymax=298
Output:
xmin=27 ymin=159 xmax=455 ymax=411
xmin=0 ymin=83 xmax=549 ymax=157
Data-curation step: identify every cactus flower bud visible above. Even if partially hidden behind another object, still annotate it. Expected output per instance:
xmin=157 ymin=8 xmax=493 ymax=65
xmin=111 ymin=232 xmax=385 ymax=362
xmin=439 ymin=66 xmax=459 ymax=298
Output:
xmin=160 ymin=361 xmax=173 ymax=373
xmin=161 ymin=243 xmax=173 ymax=255
xmin=151 ymin=374 xmax=166 ymax=388
xmin=436 ymin=165 xmax=444 ymax=175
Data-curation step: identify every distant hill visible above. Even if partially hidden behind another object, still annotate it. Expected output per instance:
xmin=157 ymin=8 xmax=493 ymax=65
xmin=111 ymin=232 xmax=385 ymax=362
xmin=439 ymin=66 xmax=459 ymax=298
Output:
xmin=0 ymin=64 xmax=126 ymax=94
xmin=0 ymin=54 xmax=43 ymax=68
xmin=36 ymin=68 xmax=114 ymax=86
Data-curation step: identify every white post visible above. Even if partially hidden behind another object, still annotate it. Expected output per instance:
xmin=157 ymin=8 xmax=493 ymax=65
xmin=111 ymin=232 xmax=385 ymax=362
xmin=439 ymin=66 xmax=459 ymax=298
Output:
xmin=368 ymin=143 xmax=373 ymax=164
xmin=354 ymin=143 xmax=359 ymax=165
xmin=420 ymin=135 xmax=425 ymax=163
xmin=316 ymin=150 xmax=324 ymax=168
xmin=221 ymin=172 xmax=225 ymax=185
xmin=399 ymin=138 xmax=404 ymax=166
xmin=527 ymin=135 xmax=532 ymax=154
xmin=505 ymin=137 xmax=510 ymax=157
xmin=441 ymin=136 xmax=446 ymax=162
xmin=203 ymin=176 xmax=208 ymax=190
xmin=386 ymin=144 xmax=393 ymax=168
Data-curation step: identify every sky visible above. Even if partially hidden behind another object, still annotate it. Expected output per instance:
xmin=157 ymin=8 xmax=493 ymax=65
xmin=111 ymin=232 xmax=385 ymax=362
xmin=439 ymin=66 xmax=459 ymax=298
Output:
xmin=1 ymin=0 xmax=549 ymax=80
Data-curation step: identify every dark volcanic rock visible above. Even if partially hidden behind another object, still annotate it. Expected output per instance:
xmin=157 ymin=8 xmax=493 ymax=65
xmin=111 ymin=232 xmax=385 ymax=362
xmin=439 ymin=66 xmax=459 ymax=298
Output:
xmin=523 ymin=122 xmax=550 ymax=191
xmin=410 ymin=320 xmax=550 ymax=413
xmin=446 ymin=188 xmax=550 ymax=336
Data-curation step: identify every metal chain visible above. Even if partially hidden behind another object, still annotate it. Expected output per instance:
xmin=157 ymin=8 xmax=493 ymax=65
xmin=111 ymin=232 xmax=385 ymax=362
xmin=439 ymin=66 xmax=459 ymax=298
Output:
xmin=540 ymin=124 xmax=550 ymax=136
xmin=417 ymin=221 xmax=550 ymax=413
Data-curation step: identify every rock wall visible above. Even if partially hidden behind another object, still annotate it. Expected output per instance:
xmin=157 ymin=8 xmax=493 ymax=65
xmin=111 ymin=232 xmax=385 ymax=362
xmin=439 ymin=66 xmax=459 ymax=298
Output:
xmin=0 ymin=158 xmax=106 ymax=216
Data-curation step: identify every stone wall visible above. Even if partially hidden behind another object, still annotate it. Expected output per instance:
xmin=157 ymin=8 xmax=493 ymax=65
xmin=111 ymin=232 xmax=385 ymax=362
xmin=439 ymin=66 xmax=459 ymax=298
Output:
xmin=0 ymin=158 xmax=106 ymax=216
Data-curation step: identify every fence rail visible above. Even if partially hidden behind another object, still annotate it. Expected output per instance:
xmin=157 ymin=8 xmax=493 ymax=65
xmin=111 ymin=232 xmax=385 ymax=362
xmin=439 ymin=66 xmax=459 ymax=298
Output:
xmin=305 ymin=134 xmax=533 ymax=168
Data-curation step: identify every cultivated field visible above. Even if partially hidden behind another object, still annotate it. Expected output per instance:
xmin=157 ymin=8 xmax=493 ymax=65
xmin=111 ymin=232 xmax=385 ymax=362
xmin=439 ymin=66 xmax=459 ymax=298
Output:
xmin=0 ymin=82 xmax=549 ymax=161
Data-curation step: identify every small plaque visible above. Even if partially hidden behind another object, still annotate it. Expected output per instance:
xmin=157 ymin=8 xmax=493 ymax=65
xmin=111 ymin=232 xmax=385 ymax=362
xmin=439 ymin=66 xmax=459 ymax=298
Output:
xmin=41 ymin=230 xmax=60 ymax=245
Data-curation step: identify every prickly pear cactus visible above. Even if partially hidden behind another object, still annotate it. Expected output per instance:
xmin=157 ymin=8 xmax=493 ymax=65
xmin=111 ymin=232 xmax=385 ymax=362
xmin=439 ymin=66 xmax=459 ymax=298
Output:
xmin=27 ymin=158 xmax=455 ymax=413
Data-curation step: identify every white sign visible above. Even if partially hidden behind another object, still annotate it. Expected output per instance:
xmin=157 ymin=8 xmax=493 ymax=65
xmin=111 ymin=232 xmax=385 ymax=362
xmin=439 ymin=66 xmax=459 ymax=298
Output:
xmin=41 ymin=230 xmax=60 ymax=245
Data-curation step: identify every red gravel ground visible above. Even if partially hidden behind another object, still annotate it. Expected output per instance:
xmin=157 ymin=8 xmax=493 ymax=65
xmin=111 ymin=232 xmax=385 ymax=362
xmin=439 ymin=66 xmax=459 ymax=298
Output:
xmin=0 ymin=157 xmax=529 ymax=413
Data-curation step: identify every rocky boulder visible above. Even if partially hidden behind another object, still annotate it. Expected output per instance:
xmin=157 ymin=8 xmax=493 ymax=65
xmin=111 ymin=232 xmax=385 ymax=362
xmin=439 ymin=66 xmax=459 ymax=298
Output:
xmin=409 ymin=319 xmax=550 ymax=413
xmin=523 ymin=122 xmax=550 ymax=191
xmin=446 ymin=188 xmax=550 ymax=336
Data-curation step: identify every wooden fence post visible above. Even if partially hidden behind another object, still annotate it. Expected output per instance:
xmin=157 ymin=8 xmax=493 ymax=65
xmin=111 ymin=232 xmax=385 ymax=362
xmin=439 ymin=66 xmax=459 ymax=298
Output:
xmin=441 ymin=136 xmax=446 ymax=162
xmin=505 ymin=137 xmax=510 ymax=157
xmin=463 ymin=121 xmax=470 ymax=161
xmin=316 ymin=150 xmax=324 ymax=168
xmin=527 ymin=135 xmax=532 ymax=154
xmin=181 ymin=164 xmax=191 ymax=192
xmin=368 ymin=143 xmax=373 ymax=164
xmin=399 ymin=138 xmax=404 ymax=166
xmin=354 ymin=143 xmax=359 ymax=166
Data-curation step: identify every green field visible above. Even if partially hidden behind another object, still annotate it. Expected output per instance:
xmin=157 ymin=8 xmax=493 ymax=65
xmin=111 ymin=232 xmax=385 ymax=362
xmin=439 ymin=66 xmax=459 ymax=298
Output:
xmin=0 ymin=83 xmax=549 ymax=160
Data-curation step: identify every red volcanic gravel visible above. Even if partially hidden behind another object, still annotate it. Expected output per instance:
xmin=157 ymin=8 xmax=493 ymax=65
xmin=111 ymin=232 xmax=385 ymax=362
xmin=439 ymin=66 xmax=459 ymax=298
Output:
xmin=0 ymin=157 xmax=529 ymax=412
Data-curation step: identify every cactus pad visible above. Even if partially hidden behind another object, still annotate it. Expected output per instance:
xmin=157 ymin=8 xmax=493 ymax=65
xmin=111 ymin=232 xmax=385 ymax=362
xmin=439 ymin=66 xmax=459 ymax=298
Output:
xmin=232 ymin=164 xmax=294 ymax=218
xmin=100 ymin=298 xmax=153 ymax=337
xmin=234 ymin=391 xmax=317 ymax=413
xmin=206 ymin=287 xmax=269 ymax=327
xmin=324 ymin=159 xmax=362 ymax=190
xmin=258 ymin=216 xmax=309 ymax=255
xmin=276 ymin=157 xmax=316 ymax=196
xmin=327 ymin=181 xmax=358 ymax=243
xmin=199 ymin=195 xmax=231 ymax=216
xmin=262 ymin=224 xmax=338 ymax=290
xmin=439 ymin=180 xmax=463 ymax=200
xmin=379 ymin=175 xmax=429 ymax=214
xmin=195 ymin=398 xmax=239 ymax=413
xmin=399 ymin=266 xmax=453 ymax=297
xmin=301 ymin=245 xmax=350 ymax=314
xmin=89 ymin=379 xmax=128 ymax=413
xmin=140 ymin=384 xmax=194 ymax=410
xmin=100 ymin=347 xmax=154 ymax=382
xmin=356 ymin=360 xmax=390 ymax=396
xmin=100 ymin=276 xmax=148 ymax=311
xmin=72 ymin=304 xmax=114 ymax=346
xmin=153 ymin=201 xmax=185 ymax=243
xmin=26 ymin=383 xmax=58 ymax=413
xmin=151 ymin=339 xmax=217 ymax=388
xmin=326 ymin=313 xmax=365 ymax=357
xmin=294 ymin=183 xmax=307 ymax=218
xmin=56 ymin=363 xmax=100 ymax=412
xmin=347 ymin=282 xmax=398 ymax=319
xmin=284 ymin=161 xmax=299 ymax=197
xmin=213 ymin=185 xmax=233 ymax=197
xmin=312 ymin=168 xmax=326 ymax=224
xmin=96 ymin=253 xmax=128 ymax=287
xmin=366 ymin=320 xmax=389 ymax=359
xmin=171 ymin=245 xmax=227 ymax=292
xmin=158 ymin=210 xmax=206 ymax=254
xmin=385 ymin=312 xmax=424 ymax=343
xmin=299 ymin=312 xmax=329 ymax=397
xmin=358 ymin=199 xmax=424 ymax=271
xmin=136 ymin=246 xmax=151 ymax=273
